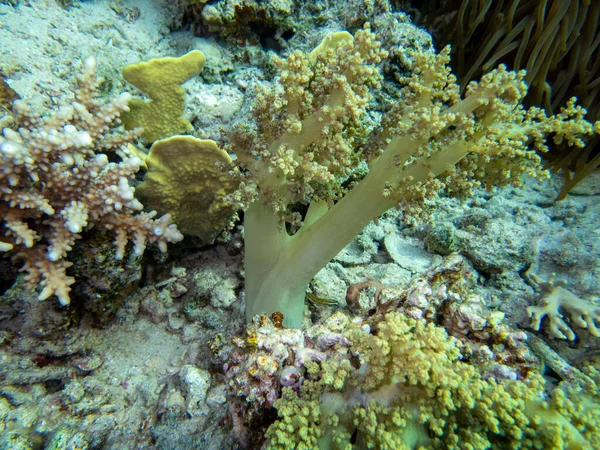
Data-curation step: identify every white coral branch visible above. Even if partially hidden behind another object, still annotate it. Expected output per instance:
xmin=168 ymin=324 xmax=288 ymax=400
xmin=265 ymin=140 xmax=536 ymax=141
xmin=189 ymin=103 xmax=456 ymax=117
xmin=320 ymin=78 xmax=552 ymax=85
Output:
xmin=527 ymin=274 xmax=600 ymax=340
xmin=0 ymin=57 xmax=183 ymax=305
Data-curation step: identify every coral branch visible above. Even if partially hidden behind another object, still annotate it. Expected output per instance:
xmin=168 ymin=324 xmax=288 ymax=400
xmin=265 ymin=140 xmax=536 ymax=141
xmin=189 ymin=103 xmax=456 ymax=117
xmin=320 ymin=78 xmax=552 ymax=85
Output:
xmin=0 ymin=57 xmax=183 ymax=305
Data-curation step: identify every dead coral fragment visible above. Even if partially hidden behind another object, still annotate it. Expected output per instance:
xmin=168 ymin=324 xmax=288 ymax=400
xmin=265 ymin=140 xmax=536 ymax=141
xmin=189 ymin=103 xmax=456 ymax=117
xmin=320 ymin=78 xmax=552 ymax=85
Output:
xmin=527 ymin=273 xmax=600 ymax=341
xmin=0 ymin=57 xmax=183 ymax=306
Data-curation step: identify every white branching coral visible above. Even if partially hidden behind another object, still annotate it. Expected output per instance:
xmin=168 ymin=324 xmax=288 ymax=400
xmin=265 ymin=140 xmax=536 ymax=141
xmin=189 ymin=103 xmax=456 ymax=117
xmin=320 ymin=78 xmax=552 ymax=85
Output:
xmin=527 ymin=273 xmax=600 ymax=341
xmin=0 ymin=56 xmax=183 ymax=305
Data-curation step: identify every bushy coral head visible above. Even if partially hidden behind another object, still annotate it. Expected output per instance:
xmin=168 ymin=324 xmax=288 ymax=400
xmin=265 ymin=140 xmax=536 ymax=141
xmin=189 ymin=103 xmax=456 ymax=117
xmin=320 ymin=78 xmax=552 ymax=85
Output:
xmin=0 ymin=56 xmax=183 ymax=305
xmin=265 ymin=312 xmax=600 ymax=449
xmin=235 ymin=27 xmax=599 ymax=328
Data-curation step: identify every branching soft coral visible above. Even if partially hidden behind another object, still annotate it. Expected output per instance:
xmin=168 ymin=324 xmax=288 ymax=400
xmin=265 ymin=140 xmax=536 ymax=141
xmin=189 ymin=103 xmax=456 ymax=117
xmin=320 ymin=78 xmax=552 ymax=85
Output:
xmin=265 ymin=312 xmax=600 ymax=450
xmin=0 ymin=57 xmax=183 ymax=305
xmin=230 ymin=26 xmax=599 ymax=328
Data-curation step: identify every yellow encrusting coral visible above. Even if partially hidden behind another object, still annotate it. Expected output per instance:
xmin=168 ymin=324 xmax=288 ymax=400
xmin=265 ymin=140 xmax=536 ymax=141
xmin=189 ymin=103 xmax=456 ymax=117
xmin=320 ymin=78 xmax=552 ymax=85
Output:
xmin=135 ymin=135 xmax=238 ymax=244
xmin=121 ymin=50 xmax=205 ymax=143
xmin=233 ymin=26 xmax=599 ymax=328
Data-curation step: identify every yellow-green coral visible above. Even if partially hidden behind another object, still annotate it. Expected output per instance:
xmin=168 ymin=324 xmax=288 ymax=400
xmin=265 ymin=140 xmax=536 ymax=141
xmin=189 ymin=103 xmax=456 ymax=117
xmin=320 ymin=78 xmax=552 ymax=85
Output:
xmin=135 ymin=135 xmax=238 ymax=243
xmin=266 ymin=385 xmax=323 ymax=450
xmin=236 ymin=26 xmax=599 ymax=329
xmin=121 ymin=50 xmax=205 ymax=143
xmin=527 ymin=273 xmax=600 ymax=341
xmin=265 ymin=312 xmax=600 ymax=449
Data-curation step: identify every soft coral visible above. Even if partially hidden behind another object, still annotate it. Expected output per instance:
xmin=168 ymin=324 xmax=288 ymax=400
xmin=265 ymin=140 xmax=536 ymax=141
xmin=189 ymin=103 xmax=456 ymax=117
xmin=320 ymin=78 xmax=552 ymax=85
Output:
xmin=230 ymin=28 xmax=599 ymax=328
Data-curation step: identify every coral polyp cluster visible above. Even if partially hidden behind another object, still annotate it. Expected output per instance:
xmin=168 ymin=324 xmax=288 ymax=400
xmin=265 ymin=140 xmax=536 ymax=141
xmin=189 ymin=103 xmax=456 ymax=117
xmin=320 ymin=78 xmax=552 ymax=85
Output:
xmin=213 ymin=255 xmax=598 ymax=449
xmin=265 ymin=312 xmax=600 ymax=450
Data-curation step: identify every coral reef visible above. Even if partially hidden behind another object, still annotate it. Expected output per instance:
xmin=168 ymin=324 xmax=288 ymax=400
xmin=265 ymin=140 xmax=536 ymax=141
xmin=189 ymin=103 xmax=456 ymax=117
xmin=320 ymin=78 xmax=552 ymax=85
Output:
xmin=215 ymin=255 xmax=546 ymax=447
xmin=216 ymin=296 xmax=600 ymax=449
xmin=265 ymin=312 xmax=600 ymax=449
xmin=0 ymin=1 xmax=599 ymax=449
xmin=0 ymin=56 xmax=183 ymax=306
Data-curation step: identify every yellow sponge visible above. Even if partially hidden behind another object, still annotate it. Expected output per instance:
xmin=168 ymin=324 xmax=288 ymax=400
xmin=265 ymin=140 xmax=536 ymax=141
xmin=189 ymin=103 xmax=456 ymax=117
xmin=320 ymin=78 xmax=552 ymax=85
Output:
xmin=135 ymin=135 xmax=238 ymax=243
xmin=122 ymin=50 xmax=205 ymax=143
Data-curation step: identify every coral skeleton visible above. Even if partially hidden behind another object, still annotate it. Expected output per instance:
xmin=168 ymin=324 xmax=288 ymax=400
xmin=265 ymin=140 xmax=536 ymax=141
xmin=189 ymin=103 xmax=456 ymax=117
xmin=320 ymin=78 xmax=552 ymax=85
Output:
xmin=0 ymin=56 xmax=183 ymax=306
xmin=527 ymin=273 xmax=600 ymax=341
